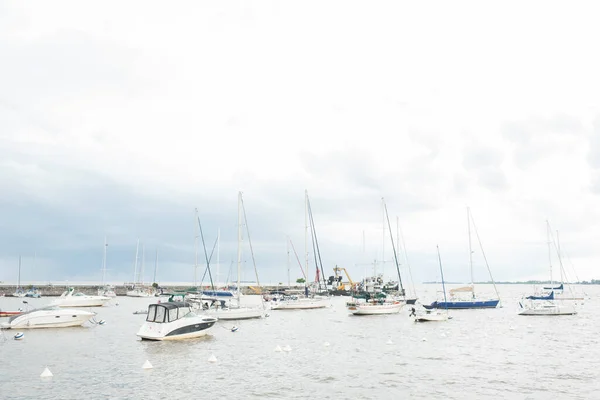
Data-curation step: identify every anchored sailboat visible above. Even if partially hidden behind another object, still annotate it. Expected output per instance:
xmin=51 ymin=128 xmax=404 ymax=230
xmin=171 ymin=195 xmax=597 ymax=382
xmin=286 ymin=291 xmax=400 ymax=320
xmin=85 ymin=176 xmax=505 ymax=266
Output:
xmin=425 ymin=207 xmax=500 ymax=309
xmin=203 ymin=192 xmax=265 ymax=320
xmin=272 ymin=190 xmax=329 ymax=310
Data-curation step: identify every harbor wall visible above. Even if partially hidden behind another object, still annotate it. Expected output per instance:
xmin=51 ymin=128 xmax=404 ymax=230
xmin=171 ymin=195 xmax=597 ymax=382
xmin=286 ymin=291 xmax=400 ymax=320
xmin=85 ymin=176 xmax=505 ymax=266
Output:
xmin=0 ymin=284 xmax=300 ymax=297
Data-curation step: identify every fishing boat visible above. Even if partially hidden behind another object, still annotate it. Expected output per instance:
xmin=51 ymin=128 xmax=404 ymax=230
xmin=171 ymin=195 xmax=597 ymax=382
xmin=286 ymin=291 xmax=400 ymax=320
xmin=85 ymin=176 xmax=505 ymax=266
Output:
xmin=136 ymin=301 xmax=217 ymax=341
xmin=50 ymin=287 xmax=111 ymax=307
xmin=1 ymin=306 xmax=96 ymax=329
xmin=412 ymin=246 xmax=449 ymax=322
xmin=425 ymin=207 xmax=500 ymax=310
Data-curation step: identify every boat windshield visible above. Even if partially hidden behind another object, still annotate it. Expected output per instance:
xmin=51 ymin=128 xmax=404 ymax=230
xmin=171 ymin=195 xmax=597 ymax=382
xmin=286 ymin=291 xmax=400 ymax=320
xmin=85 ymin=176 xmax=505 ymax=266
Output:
xmin=146 ymin=302 xmax=191 ymax=323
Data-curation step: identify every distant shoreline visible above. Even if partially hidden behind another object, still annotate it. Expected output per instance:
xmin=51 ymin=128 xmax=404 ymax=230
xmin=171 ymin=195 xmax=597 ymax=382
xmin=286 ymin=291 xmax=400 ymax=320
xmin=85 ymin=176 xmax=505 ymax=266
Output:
xmin=423 ymin=280 xmax=600 ymax=285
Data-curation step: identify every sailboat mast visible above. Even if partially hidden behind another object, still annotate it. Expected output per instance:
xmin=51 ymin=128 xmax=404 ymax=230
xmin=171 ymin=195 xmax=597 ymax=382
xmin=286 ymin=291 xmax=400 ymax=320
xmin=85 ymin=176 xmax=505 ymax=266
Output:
xmin=304 ymin=190 xmax=309 ymax=293
xmin=141 ymin=244 xmax=145 ymax=286
xmin=153 ymin=247 xmax=158 ymax=284
xmin=194 ymin=208 xmax=199 ymax=287
xmin=237 ymin=192 xmax=242 ymax=303
xmin=547 ymin=220 xmax=553 ymax=285
xmin=557 ymin=230 xmax=564 ymax=284
xmin=133 ymin=238 xmax=139 ymax=285
xmin=217 ymin=228 xmax=220 ymax=287
xmin=102 ymin=236 xmax=108 ymax=286
xmin=467 ymin=207 xmax=474 ymax=297
xmin=382 ymin=199 xmax=405 ymax=295
xmin=17 ymin=255 xmax=21 ymax=290
xmin=437 ymin=245 xmax=448 ymax=309
xmin=287 ymin=236 xmax=290 ymax=288
xmin=381 ymin=198 xmax=385 ymax=277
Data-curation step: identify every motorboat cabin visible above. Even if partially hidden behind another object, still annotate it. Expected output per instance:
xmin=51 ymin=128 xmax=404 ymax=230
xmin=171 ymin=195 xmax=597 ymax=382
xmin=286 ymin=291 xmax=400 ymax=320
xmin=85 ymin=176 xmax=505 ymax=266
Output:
xmin=136 ymin=301 xmax=217 ymax=341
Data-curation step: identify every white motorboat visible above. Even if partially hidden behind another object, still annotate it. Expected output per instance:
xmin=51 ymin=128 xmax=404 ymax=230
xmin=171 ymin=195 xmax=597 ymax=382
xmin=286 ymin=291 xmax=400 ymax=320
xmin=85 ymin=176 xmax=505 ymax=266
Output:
xmin=411 ymin=307 xmax=449 ymax=322
xmin=98 ymin=285 xmax=117 ymax=298
xmin=349 ymin=299 xmax=404 ymax=315
xmin=270 ymin=295 xmax=329 ymax=310
xmin=137 ymin=301 xmax=217 ymax=341
xmin=1 ymin=306 xmax=96 ymax=329
xmin=50 ymin=287 xmax=111 ymax=307
xmin=204 ymin=305 xmax=264 ymax=320
xmin=126 ymin=286 xmax=156 ymax=297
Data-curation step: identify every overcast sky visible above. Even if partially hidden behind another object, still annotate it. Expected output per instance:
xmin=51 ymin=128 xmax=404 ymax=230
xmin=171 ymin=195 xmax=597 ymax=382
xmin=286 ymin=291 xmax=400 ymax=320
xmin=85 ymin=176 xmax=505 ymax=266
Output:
xmin=1 ymin=1 xmax=599 ymax=287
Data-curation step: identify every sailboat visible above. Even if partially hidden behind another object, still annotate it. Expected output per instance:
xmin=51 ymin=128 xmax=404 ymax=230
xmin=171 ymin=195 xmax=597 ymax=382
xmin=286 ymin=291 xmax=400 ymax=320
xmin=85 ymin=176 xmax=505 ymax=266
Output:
xmin=127 ymin=240 xmax=156 ymax=297
xmin=271 ymin=190 xmax=329 ymax=310
xmin=412 ymin=246 xmax=449 ymax=322
xmin=12 ymin=256 xmax=26 ymax=298
xmin=346 ymin=199 xmax=408 ymax=315
xmin=98 ymin=237 xmax=116 ymax=298
xmin=425 ymin=207 xmax=500 ymax=309
xmin=203 ymin=192 xmax=264 ymax=320
xmin=518 ymin=222 xmax=578 ymax=316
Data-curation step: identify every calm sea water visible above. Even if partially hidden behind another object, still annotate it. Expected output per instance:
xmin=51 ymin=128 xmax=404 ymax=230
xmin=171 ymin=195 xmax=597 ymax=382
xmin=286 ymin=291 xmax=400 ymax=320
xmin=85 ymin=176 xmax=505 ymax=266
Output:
xmin=0 ymin=284 xmax=598 ymax=399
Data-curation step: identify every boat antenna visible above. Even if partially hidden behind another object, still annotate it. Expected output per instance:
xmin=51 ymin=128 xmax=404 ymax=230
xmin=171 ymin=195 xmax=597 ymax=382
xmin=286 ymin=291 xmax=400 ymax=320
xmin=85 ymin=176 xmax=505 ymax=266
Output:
xmin=382 ymin=198 xmax=405 ymax=296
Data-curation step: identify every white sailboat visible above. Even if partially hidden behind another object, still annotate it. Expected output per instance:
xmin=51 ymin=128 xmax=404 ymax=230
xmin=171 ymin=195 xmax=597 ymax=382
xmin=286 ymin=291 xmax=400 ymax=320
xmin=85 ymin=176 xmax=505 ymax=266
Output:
xmin=412 ymin=246 xmax=449 ymax=322
xmin=12 ymin=256 xmax=26 ymax=298
xmin=127 ymin=240 xmax=156 ymax=297
xmin=204 ymin=192 xmax=264 ymax=320
xmin=271 ymin=190 xmax=329 ymax=310
xmin=518 ymin=222 xmax=579 ymax=316
xmin=98 ymin=237 xmax=116 ymax=298
xmin=347 ymin=199 xmax=408 ymax=316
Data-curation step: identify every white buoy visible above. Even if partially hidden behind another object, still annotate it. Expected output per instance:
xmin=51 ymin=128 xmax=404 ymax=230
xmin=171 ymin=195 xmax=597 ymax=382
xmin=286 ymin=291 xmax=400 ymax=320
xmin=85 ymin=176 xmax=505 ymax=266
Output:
xmin=208 ymin=354 xmax=218 ymax=363
xmin=40 ymin=367 xmax=53 ymax=378
xmin=421 ymin=338 xmax=427 ymax=342
xmin=282 ymin=345 xmax=292 ymax=352
xmin=274 ymin=345 xmax=282 ymax=352
xmin=386 ymin=339 xmax=393 ymax=345
xmin=14 ymin=332 xmax=24 ymax=340
xmin=142 ymin=360 xmax=153 ymax=369
xmin=323 ymin=342 xmax=330 ymax=347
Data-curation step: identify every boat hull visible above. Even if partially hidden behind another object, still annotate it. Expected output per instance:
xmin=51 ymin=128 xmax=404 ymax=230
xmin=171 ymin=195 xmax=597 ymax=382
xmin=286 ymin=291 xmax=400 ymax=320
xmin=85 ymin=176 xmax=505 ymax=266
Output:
xmin=205 ymin=307 xmax=263 ymax=320
xmin=414 ymin=312 xmax=448 ymax=322
xmin=137 ymin=317 xmax=217 ymax=341
xmin=426 ymin=299 xmax=499 ymax=309
xmin=350 ymin=302 xmax=404 ymax=315
xmin=519 ymin=305 xmax=577 ymax=316
xmin=270 ymin=298 xmax=329 ymax=310
xmin=3 ymin=308 xmax=95 ymax=329
xmin=51 ymin=297 xmax=111 ymax=307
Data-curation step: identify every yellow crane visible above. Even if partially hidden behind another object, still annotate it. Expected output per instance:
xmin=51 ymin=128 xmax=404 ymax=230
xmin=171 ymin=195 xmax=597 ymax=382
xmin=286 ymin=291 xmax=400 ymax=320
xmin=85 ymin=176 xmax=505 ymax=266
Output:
xmin=333 ymin=266 xmax=355 ymax=291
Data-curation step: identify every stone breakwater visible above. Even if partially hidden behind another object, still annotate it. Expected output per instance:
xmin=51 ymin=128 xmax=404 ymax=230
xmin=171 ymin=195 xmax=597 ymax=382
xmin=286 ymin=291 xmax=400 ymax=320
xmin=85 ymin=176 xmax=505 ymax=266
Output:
xmin=0 ymin=284 xmax=300 ymax=297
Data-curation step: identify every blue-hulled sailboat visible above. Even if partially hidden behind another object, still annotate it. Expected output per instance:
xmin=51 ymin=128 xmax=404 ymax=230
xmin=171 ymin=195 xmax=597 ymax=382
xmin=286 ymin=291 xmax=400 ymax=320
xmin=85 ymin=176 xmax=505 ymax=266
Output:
xmin=425 ymin=207 xmax=500 ymax=310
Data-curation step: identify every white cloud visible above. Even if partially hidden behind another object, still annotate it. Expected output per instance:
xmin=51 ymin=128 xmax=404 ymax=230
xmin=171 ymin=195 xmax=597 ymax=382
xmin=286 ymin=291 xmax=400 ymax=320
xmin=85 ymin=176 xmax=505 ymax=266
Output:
xmin=2 ymin=1 xmax=600 ymax=285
